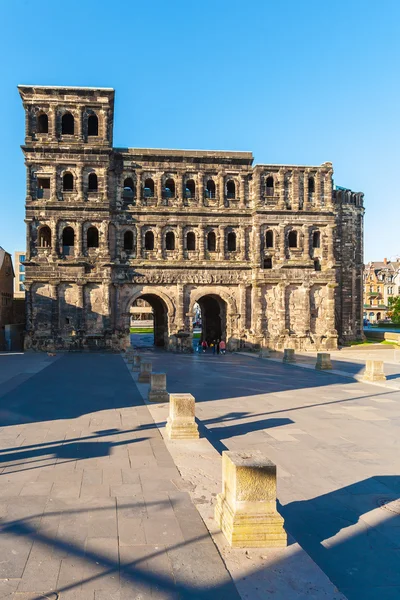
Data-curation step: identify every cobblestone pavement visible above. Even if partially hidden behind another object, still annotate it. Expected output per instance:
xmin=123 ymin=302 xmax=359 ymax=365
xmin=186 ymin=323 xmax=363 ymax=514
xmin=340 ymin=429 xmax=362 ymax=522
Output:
xmin=148 ymin=350 xmax=400 ymax=600
xmin=0 ymin=353 xmax=240 ymax=599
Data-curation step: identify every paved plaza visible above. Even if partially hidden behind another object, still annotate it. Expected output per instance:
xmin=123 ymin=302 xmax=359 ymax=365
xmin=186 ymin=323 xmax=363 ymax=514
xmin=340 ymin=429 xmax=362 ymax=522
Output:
xmin=0 ymin=349 xmax=400 ymax=599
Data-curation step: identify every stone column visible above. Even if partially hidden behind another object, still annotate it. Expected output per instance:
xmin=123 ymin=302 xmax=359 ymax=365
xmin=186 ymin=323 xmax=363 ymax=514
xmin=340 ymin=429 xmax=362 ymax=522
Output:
xmin=302 ymin=284 xmax=311 ymax=335
xmin=24 ymin=283 xmax=33 ymax=332
xmin=278 ymin=225 xmax=286 ymax=262
xmin=25 ymin=220 xmax=31 ymax=260
xmin=326 ymin=224 xmax=335 ymax=264
xmin=278 ymin=169 xmax=286 ymax=209
xmin=303 ymin=224 xmax=310 ymax=260
xmin=292 ymin=170 xmax=299 ymax=210
xmin=50 ymin=219 xmax=57 ymax=258
xmin=218 ymin=172 xmax=225 ymax=207
xmin=326 ymin=284 xmax=337 ymax=334
xmin=239 ymin=283 xmax=247 ymax=333
xmin=218 ymin=226 xmax=225 ymax=260
xmin=178 ymin=225 xmax=184 ymax=261
xmin=315 ymin=171 xmax=321 ymax=209
xmin=239 ymin=175 xmax=246 ymax=208
xmin=75 ymin=222 xmax=82 ymax=258
xmin=303 ymin=171 xmax=310 ymax=210
xmin=48 ymin=106 xmax=56 ymax=141
xmin=155 ymin=173 xmax=162 ymax=206
xmin=177 ymin=173 xmax=184 ymax=207
xmin=176 ymin=284 xmax=185 ymax=330
xmin=76 ymin=108 xmax=82 ymax=139
xmin=252 ymin=284 xmax=263 ymax=336
xmin=199 ymin=225 xmax=206 ymax=260
xmin=156 ymin=225 xmax=163 ymax=259
xmin=278 ymin=282 xmax=286 ymax=333
xmin=198 ymin=172 xmax=203 ymax=205
xmin=214 ymin=450 xmax=286 ymax=548
xmin=136 ymin=173 xmax=141 ymax=203
xmin=239 ymin=228 xmax=246 ymax=261
xmin=76 ymin=166 xmax=84 ymax=202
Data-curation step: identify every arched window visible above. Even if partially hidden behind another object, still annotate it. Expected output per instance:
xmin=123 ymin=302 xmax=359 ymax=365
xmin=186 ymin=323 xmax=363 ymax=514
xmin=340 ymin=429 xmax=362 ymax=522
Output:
xmin=164 ymin=178 xmax=175 ymax=198
xmin=165 ymin=231 xmax=175 ymax=250
xmin=144 ymin=178 xmax=154 ymax=198
xmin=226 ymin=180 xmax=236 ymax=199
xmin=124 ymin=230 xmax=134 ymax=251
xmin=63 ymin=172 xmax=74 ymax=191
xmin=123 ymin=177 xmax=134 ymax=200
xmin=37 ymin=113 xmax=48 ymax=134
xmin=39 ymin=226 xmax=51 ymax=247
xmin=207 ymin=231 xmax=216 ymax=252
xmin=88 ymin=114 xmax=98 ymax=136
xmin=145 ymin=230 xmax=154 ymax=250
xmin=88 ymin=173 xmax=98 ymax=192
xmin=288 ymin=231 xmax=298 ymax=248
xmin=312 ymin=231 xmax=321 ymax=248
xmin=87 ymin=227 xmax=99 ymax=248
xmin=266 ymin=176 xmax=274 ymax=196
xmin=186 ymin=231 xmax=196 ymax=251
xmin=185 ymin=179 xmax=195 ymax=198
xmin=227 ymin=231 xmax=236 ymax=251
xmin=265 ymin=230 xmax=274 ymax=248
xmin=206 ymin=180 xmax=216 ymax=199
xmin=308 ymin=176 xmax=315 ymax=194
xmin=62 ymin=112 xmax=74 ymax=135
xmin=62 ymin=226 xmax=75 ymax=247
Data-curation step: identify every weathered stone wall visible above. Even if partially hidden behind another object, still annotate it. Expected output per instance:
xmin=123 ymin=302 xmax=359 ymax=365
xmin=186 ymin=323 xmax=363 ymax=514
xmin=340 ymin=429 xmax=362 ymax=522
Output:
xmin=19 ymin=85 xmax=364 ymax=352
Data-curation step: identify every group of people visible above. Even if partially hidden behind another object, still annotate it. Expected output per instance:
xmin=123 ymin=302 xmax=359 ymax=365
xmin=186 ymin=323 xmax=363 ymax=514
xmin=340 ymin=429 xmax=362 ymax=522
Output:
xmin=198 ymin=339 xmax=226 ymax=354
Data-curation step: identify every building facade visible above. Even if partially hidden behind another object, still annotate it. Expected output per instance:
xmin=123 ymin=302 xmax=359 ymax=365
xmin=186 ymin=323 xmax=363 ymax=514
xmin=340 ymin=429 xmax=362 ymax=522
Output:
xmin=19 ymin=85 xmax=365 ymax=352
xmin=363 ymin=259 xmax=400 ymax=322
xmin=0 ymin=247 xmax=15 ymax=349
xmin=14 ymin=251 xmax=26 ymax=299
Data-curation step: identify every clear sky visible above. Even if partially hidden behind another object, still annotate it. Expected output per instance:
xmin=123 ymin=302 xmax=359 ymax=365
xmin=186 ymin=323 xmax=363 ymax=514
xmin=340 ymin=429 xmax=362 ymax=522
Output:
xmin=1 ymin=0 xmax=399 ymax=263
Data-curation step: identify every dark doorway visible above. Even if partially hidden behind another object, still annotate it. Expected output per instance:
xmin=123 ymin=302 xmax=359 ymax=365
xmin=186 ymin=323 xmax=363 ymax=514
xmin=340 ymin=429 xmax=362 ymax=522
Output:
xmin=134 ymin=294 xmax=168 ymax=347
xmin=197 ymin=294 xmax=226 ymax=344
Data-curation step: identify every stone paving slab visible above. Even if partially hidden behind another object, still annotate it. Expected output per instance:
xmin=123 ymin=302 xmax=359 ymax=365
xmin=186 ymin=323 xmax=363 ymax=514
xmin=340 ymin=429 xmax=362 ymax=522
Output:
xmin=0 ymin=353 xmax=240 ymax=599
xmin=145 ymin=350 xmax=400 ymax=600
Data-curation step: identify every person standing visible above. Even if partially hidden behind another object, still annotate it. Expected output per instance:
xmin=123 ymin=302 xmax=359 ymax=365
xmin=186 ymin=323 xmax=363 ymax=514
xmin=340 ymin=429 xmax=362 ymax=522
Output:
xmin=201 ymin=339 xmax=208 ymax=353
xmin=216 ymin=339 xmax=220 ymax=355
xmin=219 ymin=339 xmax=226 ymax=355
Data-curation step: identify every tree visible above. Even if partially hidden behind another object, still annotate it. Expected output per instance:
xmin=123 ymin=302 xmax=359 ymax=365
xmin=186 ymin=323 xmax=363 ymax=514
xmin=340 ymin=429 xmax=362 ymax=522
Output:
xmin=388 ymin=296 xmax=400 ymax=323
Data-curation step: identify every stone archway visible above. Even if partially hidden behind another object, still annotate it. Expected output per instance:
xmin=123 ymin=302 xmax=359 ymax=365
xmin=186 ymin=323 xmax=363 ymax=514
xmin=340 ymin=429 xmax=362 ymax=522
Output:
xmin=197 ymin=294 xmax=227 ymax=343
xmin=125 ymin=287 xmax=175 ymax=348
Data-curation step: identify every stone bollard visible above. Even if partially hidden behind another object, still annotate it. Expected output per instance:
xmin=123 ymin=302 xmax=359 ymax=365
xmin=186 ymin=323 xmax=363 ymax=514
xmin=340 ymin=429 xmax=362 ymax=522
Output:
xmin=362 ymin=360 xmax=387 ymax=382
xmin=166 ymin=394 xmax=199 ymax=440
xmin=259 ymin=348 xmax=270 ymax=359
xmin=315 ymin=352 xmax=332 ymax=370
xmin=131 ymin=355 xmax=141 ymax=371
xmin=148 ymin=373 xmax=169 ymax=403
xmin=138 ymin=361 xmax=152 ymax=383
xmin=215 ymin=450 xmax=287 ymax=548
xmin=283 ymin=348 xmax=295 ymax=363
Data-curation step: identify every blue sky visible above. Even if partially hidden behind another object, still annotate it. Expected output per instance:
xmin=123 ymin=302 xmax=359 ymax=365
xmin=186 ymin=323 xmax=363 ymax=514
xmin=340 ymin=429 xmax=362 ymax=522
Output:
xmin=1 ymin=0 xmax=399 ymax=263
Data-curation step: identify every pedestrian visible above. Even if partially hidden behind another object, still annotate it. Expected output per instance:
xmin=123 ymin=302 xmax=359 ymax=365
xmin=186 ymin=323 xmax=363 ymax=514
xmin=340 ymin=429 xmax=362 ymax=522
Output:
xmin=197 ymin=340 xmax=202 ymax=353
xmin=201 ymin=339 xmax=208 ymax=353
xmin=211 ymin=340 xmax=216 ymax=355
xmin=216 ymin=339 xmax=220 ymax=355
xmin=219 ymin=340 xmax=226 ymax=355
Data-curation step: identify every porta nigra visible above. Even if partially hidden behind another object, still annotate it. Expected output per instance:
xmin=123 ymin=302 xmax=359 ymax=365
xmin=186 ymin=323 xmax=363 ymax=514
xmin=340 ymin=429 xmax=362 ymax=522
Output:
xmin=19 ymin=85 xmax=364 ymax=352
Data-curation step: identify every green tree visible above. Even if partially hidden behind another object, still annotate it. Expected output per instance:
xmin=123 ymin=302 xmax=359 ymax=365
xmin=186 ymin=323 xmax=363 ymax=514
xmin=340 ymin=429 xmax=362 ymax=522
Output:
xmin=388 ymin=296 xmax=400 ymax=323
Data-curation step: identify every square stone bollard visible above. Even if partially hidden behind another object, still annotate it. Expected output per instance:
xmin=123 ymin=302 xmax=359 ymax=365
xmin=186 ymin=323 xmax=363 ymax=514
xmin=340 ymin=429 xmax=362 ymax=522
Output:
xmin=283 ymin=348 xmax=295 ymax=363
xmin=215 ymin=450 xmax=287 ymax=548
xmin=138 ymin=361 xmax=152 ymax=383
xmin=166 ymin=394 xmax=199 ymax=440
xmin=362 ymin=360 xmax=387 ymax=382
xmin=316 ymin=352 xmax=332 ymax=370
xmin=131 ymin=355 xmax=141 ymax=371
xmin=148 ymin=373 xmax=169 ymax=403
xmin=259 ymin=348 xmax=270 ymax=359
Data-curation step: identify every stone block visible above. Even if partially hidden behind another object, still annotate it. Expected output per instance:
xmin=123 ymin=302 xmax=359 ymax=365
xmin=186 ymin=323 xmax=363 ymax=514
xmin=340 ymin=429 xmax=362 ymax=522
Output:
xmin=138 ymin=361 xmax=152 ymax=383
xmin=148 ymin=372 xmax=169 ymax=403
xmin=215 ymin=450 xmax=286 ymax=548
xmin=362 ymin=360 xmax=386 ymax=382
xmin=131 ymin=355 xmax=141 ymax=371
xmin=283 ymin=348 xmax=295 ymax=363
xmin=315 ymin=352 xmax=332 ymax=370
xmin=166 ymin=394 xmax=199 ymax=440
xmin=259 ymin=348 xmax=270 ymax=359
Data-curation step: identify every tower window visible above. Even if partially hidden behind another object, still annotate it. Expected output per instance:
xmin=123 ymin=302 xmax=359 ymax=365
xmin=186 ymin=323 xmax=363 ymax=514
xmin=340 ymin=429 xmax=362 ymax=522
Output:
xmin=288 ymin=231 xmax=298 ymax=248
xmin=165 ymin=231 xmax=175 ymax=250
xmin=124 ymin=230 xmax=134 ymax=251
xmin=63 ymin=172 xmax=74 ymax=191
xmin=62 ymin=226 xmax=75 ymax=247
xmin=263 ymin=257 xmax=272 ymax=269
xmin=226 ymin=180 xmax=236 ymax=199
xmin=62 ymin=112 xmax=74 ymax=135
xmin=308 ymin=176 xmax=315 ymax=194
xmin=185 ymin=179 xmax=195 ymax=198
xmin=37 ymin=113 xmax=48 ymax=134
xmin=88 ymin=173 xmax=98 ymax=191
xmin=205 ymin=180 xmax=216 ymax=199
xmin=312 ymin=231 xmax=321 ymax=248
xmin=265 ymin=230 xmax=274 ymax=248
xmin=314 ymin=259 xmax=321 ymax=271
xmin=144 ymin=178 xmax=154 ymax=198
xmin=87 ymin=226 xmax=99 ymax=248
xmin=266 ymin=176 xmax=274 ymax=196
xmin=39 ymin=226 xmax=51 ymax=248
xmin=186 ymin=231 xmax=196 ymax=250
xmin=227 ymin=231 xmax=236 ymax=251
xmin=164 ymin=178 xmax=175 ymax=198
xmin=88 ymin=114 xmax=98 ymax=136
xmin=123 ymin=177 xmax=134 ymax=200
xmin=207 ymin=231 xmax=216 ymax=251
xmin=144 ymin=231 xmax=154 ymax=250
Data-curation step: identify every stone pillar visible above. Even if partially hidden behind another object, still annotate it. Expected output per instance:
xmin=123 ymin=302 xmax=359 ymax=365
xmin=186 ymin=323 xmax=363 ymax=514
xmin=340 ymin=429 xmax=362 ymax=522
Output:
xmin=24 ymin=283 xmax=33 ymax=332
xmin=178 ymin=225 xmax=184 ymax=261
xmin=362 ymin=360 xmax=386 ymax=382
xmin=131 ymin=354 xmax=141 ymax=370
xmin=292 ymin=170 xmax=299 ymax=210
xmin=303 ymin=171 xmax=310 ymax=210
xmin=25 ymin=220 xmax=31 ymax=260
xmin=155 ymin=173 xmax=162 ymax=206
xmin=166 ymin=393 xmax=199 ymax=439
xmin=218 ymin=172 xmax=225 ymax=207
xmin=239 ymin=175 xmax=246 ymax=208
xmin=75 ymin=223 xmax=82 ymax=258
xmin=214 ymin=450 xmax=286 ymax=548
xmin=138 ymin=360 xmax=152 ymax=383
xmin=303 ymin=224 xmax=310 ymax=260
xmin=315 ymin=171 xmax=321 ymax=209
xmin=278 ymin=225 xmax=286 ymax=262
xmin=218 ymin=226 xmax=224 ymax=260
xmin=76 ymin=166 xmax=84 ymax=202
xmin=302 ymin=284 xmax=311 ymax=335
xmin=199 ymin=225 xmax=206 ymax=260
xmin=176 ymin=284 xmax=185 ymax=330
xmin=239 ymin=228 xmax=246 ymax=261
xmin=136 ymin=173 xmax=141 ymax=203
xmin=177 ymin=173 xmax=183 ymax=207
xmin=283 ymin=348 xmax=295 ymax=363
xmin=278 ymin=169 xmax=286 ymax=209
xmin=198 ymin=172 xmax=203 ymax=205
xmin=50 ymin=220 xmax=57 ymax=257
xmin=148 ymin=373 xmax=169 ymax=402
xmin=326 ymin=284 xmax=337 ymax=334
xmin=156 ymin=225 xmax=163 ymax=259
xmin=316 ymin=353 xmax=332 ymax=370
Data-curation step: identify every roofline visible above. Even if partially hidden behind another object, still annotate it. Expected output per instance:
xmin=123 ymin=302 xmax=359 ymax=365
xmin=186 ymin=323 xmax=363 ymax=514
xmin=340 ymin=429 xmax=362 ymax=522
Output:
xmin=18 ymin=85 xmax=114 ymax=92
xmin=115 ymin=147 xmax=253 ymax=156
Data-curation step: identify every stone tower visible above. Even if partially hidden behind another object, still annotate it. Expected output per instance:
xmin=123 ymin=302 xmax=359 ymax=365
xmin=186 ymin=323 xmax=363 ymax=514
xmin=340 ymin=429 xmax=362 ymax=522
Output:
xmin=19 ymin=85 xmax=365 ymax=352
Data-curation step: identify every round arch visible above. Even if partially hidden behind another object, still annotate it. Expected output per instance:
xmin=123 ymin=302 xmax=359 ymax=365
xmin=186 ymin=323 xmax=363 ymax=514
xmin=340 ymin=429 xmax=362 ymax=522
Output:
xmin=188 ymin=287 xmax=238 ymax=346
xmin=124 ymin=287 xmax=176 ymax=348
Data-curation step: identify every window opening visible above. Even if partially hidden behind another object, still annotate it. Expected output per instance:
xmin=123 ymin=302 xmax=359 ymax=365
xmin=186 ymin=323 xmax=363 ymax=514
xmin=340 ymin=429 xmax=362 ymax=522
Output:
xmin=124 ymin=230 xmax=134 ymax=251
xmin=63 ymin=172 xmax=74 ymax=191
xmin=88 ymin=173 xmax=98 ymax=191
xmin=186 ymin=231 xmax=196 ymax=251
xmin=226 ymin=180 xmax=236 ymax=199
xmin=185 ymin=179 xmax=195 ymax=198
xmin=265 ymin=230 xmax=274 ymax=248
xmin=62 ymin=112 xmax=74 ymax=135
xmin=87 ymin=227 xmax=99 ymax=248
xmin=266 ymin=176 xmax=274 ymax=196
xmin=227 ymin=231 xmax=236 ymax=251
xmin=37 ymin=113 xmax=48 ymax=134
xmin=263 ymin=257 xmax=272 ymax=269
xmin=165 ymin=231 xmax=175 ymax=250
xmin=145 ymin=231 xmax=154 ymax=250
xmin=39 ymin=226 xmax=51 ymax=248
xmin=144 ymin=178 xmax=154 ymax=198
xmin=205 ymin=180 xmax=216 ymax=199
xmin=207 ymin=231 xmax=216 ymax=252
xmin=288 ymin=231 xmax=298 ymax=248
xmin=312 ymin=231 xmax=320 ymax=248
xmin=88 ymin=114 xmax=98 ymax=136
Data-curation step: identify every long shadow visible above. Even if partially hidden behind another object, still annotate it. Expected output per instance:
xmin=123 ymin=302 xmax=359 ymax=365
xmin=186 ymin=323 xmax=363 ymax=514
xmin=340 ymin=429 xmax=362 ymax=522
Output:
xmin=280 ymin=475 xmax=400 ymax=600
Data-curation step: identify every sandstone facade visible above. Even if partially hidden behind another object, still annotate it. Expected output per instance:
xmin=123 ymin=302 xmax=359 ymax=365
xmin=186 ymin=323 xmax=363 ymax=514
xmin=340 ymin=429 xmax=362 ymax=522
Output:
xmin=19 ymin=85 xmax=364 ymax=352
